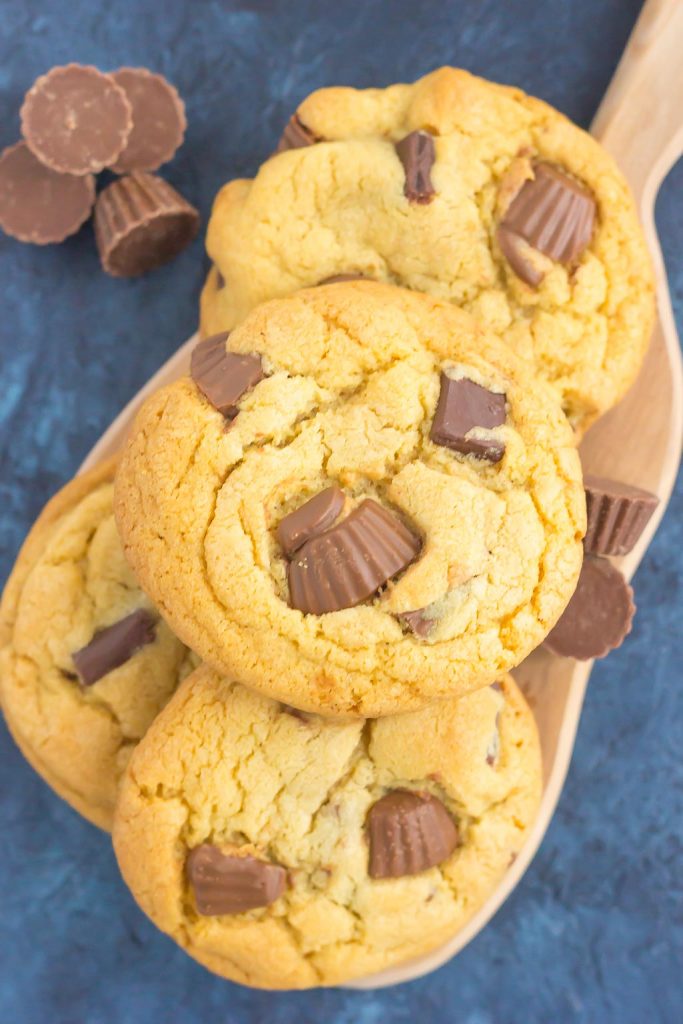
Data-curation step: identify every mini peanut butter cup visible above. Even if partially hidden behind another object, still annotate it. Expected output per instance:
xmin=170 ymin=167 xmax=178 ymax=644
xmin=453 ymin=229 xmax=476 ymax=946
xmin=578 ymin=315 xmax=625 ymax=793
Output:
xmin=0 ymin=142 xmax=95 ymax=244
xmin=110 ymin=68 xmax=187 ymax=173
xmin=499 ymin=162 xmax=596 ymax=285
xmin=583 ymin=474 xmax=659 ymax=557
xmin=94 ymin=172 xmax=199 ymax=277
xmin=276 ymin=113 xmax=321 ymax=152
xmin=544 ymin=555 xmax=635 ymax=660
xmin=187 ymin=845 xmax=286 ymax=916
xmin=20 ymin=64 xmax=133 ymax=175
xmin=367 ymin=790 xmax=459 ymax=879
xmin=287 ymin=499 xmax=421 ymax=615
xmin=395 ymin=130 xmax=436 ymax=204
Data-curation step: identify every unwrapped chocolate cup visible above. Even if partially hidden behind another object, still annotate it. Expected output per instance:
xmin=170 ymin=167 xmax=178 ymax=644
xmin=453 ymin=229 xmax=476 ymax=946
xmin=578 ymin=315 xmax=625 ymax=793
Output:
xmin=94 ymin=172 xmax=199 ymax=277
xmin=583 ymin=474 xmax=659 ymax=556
xmin=0 ymin=141 xmax=95 ymax=244
xmin=109 ymin=68 xmax=187 ymax=173
xmin=20 ymin=64 xmax=132 ymax=175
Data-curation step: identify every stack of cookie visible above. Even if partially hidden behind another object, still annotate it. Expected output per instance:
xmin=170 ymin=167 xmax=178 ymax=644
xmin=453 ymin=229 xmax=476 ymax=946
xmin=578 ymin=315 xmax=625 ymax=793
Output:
xmin=1 ymin=68 xmax=659 ymax=989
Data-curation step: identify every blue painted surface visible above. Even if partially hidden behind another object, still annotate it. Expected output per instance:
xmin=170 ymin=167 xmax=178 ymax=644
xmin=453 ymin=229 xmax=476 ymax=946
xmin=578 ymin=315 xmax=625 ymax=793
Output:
xmin=0 ymin=1 xmax=681 ymax=1021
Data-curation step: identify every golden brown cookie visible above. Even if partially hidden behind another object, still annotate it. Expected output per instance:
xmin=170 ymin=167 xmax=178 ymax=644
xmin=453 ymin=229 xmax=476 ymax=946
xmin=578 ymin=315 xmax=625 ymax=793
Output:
xmin=0 ymin=460 xmax=196 ymax=830
xmin=113 ymin=666 xmax=542 ymax=988
xmin=200 ymin=67 xmax=654 ymax=433
xmin=115 ymin=282 xmax=585 ymax=717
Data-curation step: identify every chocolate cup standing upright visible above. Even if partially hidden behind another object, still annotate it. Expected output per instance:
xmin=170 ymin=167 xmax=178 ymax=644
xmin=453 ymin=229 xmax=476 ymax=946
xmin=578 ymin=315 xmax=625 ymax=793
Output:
xmin=94 ymin=173 xmax=199 ymax=277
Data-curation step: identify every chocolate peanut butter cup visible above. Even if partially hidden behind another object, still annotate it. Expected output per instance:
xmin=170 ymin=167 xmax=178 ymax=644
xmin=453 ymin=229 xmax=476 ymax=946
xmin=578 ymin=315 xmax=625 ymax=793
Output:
xmin=367 ymin=790 xmax=459 ymax=879
xmin=287 ymin=499 xmax=421 ymax=615
xmin=544 ymin=555 xmax=635 ymax=660
xmin=583 ymin=475 xmax=659 ymax=557
xmin=110 ymin=68 xmax=187 ymax=173
xmin=0 ymin=142 xmax=95 ymax=244
xmin=276 ymin=112 xmax=321 ymax=152
xmin=190 ymin=334 xmax=265 ymax=418
xmin=94 ymin=172 xmax=199 ymax=277
xmin=499 ymin=161 xmax=596 ymax=285
xmin=395 ymin=130 xmax=436 ymax=204
xmin=21 ymin=64 xmax=133 ymax=175
xmin=187 ymin=845 xmax=286 ymax=916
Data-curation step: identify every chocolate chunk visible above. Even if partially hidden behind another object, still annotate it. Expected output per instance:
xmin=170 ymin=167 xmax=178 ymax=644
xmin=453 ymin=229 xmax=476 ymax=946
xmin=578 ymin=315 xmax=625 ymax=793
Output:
xmin=20 ymin=64 xmax=132 ymax=175
xmin=431 ymin=374 xmax=506 ymax=462
xmin=318 ymin=273 xmax=369 ymax=285
xmin=367 ymin=790 xmax=459 ymax=879
xmin=0 ymin=142 xmax=95 ymax=244
xmin=72 ymin=608 xmax=157 ymax=686
xmin=395 ymin=130 xmax=436 ymax=204
xmin=496 ymin=226 xmax=545 ymax=287
xmin=191 ymin=333 xmax=265 ymax=418
xmin=94 ymin=172 xmax=199 ymax=277
xmin=399 ymin=609 xmax=434 ymax=638
xmin=110 ymin=68 xmax=186 ymax=173
xmin=277 ymin=486 xmax=345 ymax=557
xmin=214 ymin=267 xmax=226 ymax=289
xmin=187 ymin=845 xmax=286 ymax=916
xmin=544 ymin=555 xmax=635 ymax=660
xmin=276 ymin=113 xmax=321 ymax=153
xmin=288 ymin=499 xmax=421 ymax=615
xmin=500 ymin=162 xmax=596 ymax=280
xmin=583 ymin=475 xmax=659 ymax=557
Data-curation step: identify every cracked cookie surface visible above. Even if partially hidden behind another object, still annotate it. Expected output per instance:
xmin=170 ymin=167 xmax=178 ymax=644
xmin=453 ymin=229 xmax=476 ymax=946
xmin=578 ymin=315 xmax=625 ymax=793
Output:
xmin=0 ymin=459 xmax=196 ymax=830
xmin=115 ymin=283 xmax=585 ymax=717
xmin=200 ymin=66 xmax=654 ymax=434
xmin=113 ymin=665 xmax=542 ymax=988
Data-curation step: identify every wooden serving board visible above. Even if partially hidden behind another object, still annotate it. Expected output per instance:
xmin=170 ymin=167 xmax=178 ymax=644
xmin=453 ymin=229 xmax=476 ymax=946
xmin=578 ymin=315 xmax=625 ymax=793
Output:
xmin=80 ymin=0 xmax=683 ymax=989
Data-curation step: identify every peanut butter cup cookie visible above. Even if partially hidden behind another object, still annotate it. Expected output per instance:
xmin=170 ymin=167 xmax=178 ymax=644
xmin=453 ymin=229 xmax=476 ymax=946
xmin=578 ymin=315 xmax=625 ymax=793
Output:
xmin=115 ymin=283 xmax=585 ymax=717
xmin=0 ymin=460 xmax=196 ymax=830
xmin=113 ymin=666 xmax=541 ymax=988
xmin=200 ymin=67 xmax=654 ymax=433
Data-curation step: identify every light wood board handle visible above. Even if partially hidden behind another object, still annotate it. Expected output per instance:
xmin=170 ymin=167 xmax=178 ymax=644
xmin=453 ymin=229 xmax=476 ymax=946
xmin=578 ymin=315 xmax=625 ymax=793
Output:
xmin=592 ymin=0 xmax=683 ymax=207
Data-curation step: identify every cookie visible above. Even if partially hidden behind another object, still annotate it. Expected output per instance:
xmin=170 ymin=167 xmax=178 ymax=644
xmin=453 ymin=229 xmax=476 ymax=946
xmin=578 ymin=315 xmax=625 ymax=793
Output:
xmin=0 ymin=460 xmax=196 ymax=830
xmin=113 ymin=666 xmax=542 ymax=988
xmin=200 ymin=67 xmax=654 ymax=433
xmin=115 ymin=282 xmax=585 ymax=717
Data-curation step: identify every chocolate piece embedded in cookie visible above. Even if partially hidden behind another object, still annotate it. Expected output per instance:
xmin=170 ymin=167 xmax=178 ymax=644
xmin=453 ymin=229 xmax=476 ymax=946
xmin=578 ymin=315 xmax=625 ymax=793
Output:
xmin=94 ymin=172 xmax=199 ymax=276
xmin=191 ymin=334 xmax=265 ymax=418
xmin=20 ymin=64 xmax=132 ymax=175
xmin=110 ymin=68 xmax=187 ymax=173
xmin=287 ymin=499 xmax=421 ymax=615
xmin=187 ymin=845 xmax=287 ymax=915
xmin=277 ymin=113 xmax=321 ymax=153
xmin=583 ymin=475 xmax=659 ymax=556
xmin=72 ymin=608 xmax=157 ymax=687
xmin=395 ymin=130 xmax=436 ymax=204
xmin=544 ymin=555 xmax=635 ymax=660
xmin=500 ymin=162 xmax=596 ymax=276
xmin=277 ymin=486 xmax=345 ymax=557
xmin=496 ymin=226 xmax=545 ymax=288
xmin=431 ymin=374 xmax=506 ymax=462
xmin=0 ymin=142 xmax=95 ymax=244
xmin=399 ymin=608 xmax=435 ymax=638
xmin=367 ymin=790 xmax=459 ymax=879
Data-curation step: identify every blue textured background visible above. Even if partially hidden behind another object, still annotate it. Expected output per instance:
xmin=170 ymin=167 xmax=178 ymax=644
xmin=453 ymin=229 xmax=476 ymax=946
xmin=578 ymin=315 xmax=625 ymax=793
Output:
xmin=0 ymin=2 xmax=681 ymax=1021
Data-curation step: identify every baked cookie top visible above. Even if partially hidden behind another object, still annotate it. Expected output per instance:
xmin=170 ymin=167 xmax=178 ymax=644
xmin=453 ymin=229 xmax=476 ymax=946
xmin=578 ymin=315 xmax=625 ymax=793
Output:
xmin=0 ymin=460 xmax=195 ymax=830
xmin=116 ymin=283 xmax=585 ymax=717
xmin=200 ymin=66 xmax=654 ymax=433
xmin=113 ymin=666 xmax=542 ymax=989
